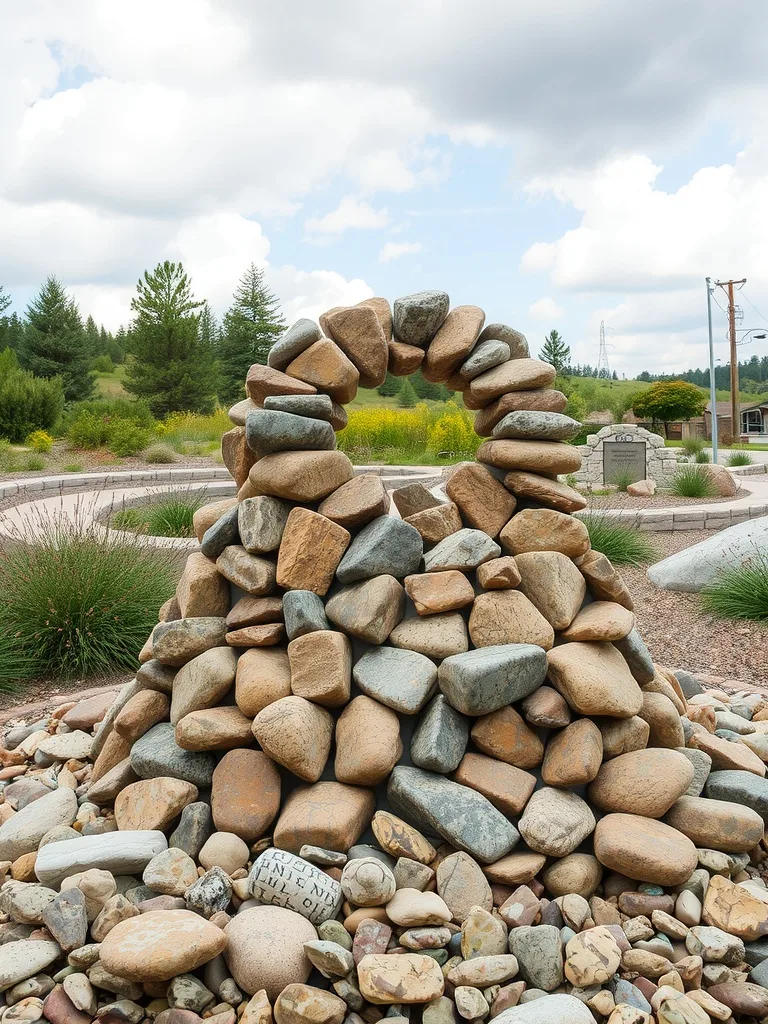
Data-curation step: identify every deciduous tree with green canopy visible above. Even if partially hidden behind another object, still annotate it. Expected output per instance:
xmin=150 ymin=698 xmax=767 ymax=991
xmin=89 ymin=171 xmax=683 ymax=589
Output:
xmin=19 ymin=277 xmax=94 ymax=402
xmin=218 ymin=264 xmax=285 ymax=403
xmin=632 ymin=380 xmax=707 ymax=436
xmin=124 ymin=261 xmax=219 ymax=417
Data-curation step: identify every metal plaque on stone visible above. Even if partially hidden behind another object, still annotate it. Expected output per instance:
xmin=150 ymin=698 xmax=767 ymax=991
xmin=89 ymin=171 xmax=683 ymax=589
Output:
xmin=603 ymin=437 xmax=646 ymax=484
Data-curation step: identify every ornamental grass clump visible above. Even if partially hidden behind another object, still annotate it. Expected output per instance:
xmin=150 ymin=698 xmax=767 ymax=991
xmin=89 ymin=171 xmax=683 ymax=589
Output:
xmin=0 ymin=501 xmax=179 ymax=682
xmin=580 ymin=513 xmax=659 ymax=567
xmin=701 ymin=551 xmax=768 ymax=622
xmin=670 ymin=464 xmax=718 ymax=498
xmin=726 ymin=449 xmax=754 ymax=467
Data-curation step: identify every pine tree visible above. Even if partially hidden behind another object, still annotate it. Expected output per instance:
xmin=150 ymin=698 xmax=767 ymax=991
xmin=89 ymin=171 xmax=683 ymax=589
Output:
xmin=377 ymin=372 xmax=402 ymax=397
xmin=0 ymin=313 xmax=24 ymax=351
xmin=398 ymin=379 xmax=417 ymax=408
xmin=411 ymin=368 xmax=442 ymax=400
xmin=218 ymin=264 xmax=285 ymax=403
xmin=20 ymin=277 xmax=94 ymax=402
xmin=539 ymin=329 xmax=571 ymax=375
xmin=84 ymin=315 xmax=101 ymax=356
xmin=199 ymin=302 xmax=219 ymax=349
xmin=0 ymin=286 xmax=10 ymax=318
xmin=124 ymin=261 xmax=218 ymax=417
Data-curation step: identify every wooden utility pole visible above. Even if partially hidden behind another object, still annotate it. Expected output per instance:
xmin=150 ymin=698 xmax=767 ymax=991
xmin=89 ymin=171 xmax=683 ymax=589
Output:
xmin=715 ymin=278 xmax=746 ymax=441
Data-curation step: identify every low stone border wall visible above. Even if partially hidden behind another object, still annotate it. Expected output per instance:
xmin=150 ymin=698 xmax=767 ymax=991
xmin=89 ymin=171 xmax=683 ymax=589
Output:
xmin=577 ymin=502 xmax=768 ymax=531
xmin=729 ymin=463 xmax=768 ymax=476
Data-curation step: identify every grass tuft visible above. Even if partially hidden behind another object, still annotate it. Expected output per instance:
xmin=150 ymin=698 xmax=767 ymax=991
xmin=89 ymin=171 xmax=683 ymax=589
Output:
xmin=580 ymin=513 xmax=659 ymax=566
xmin=111 ymin=490 xmax=207 ymax=538
xmin=0 ymin=502 xmax=179 ymax=683
xmin=726 ymin=450 xmax=754 ymax=467
xmin=701 ymin=552 xmax=768 ymax=621
xmin=143 ymin=443 xmax=177 ymax=464
xmin=670 ymin=464 xmax=718 ymax=498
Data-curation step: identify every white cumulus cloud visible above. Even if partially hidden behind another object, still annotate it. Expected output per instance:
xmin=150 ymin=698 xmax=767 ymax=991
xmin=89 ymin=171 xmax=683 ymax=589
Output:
xmin=378 ymin=241 xmax=424 ymax=264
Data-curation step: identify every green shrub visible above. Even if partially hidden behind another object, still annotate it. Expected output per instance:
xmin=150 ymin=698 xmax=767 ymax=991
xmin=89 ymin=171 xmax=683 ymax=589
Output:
xmin=398 ymin=380 xmax=417 ymax=408
xmin=0 ymin=348 xmax=65 ymax=443
xmin=580 ymin=514 xmax=659 ymax=566
xmin=93 ymin=355 xmax=115 ymax=373
xmin=112 ymin=491 xmax=206 ymax=538
xmin=143 ymin=443 xmax=177 ymax=464
xmin=0 ymin=504 xmax=179 ymax=681
xmin=67 ymin=412 xmax=110 ymax=450
xmin=58 ymin=398 xmax=156 ymax=437
xmin=22 ymin=455 xmax=45 ymax=472
xmin=726 ymin=450 xmax=754 ymax=467
xmin=63 ymin=463 xmax=83 ymax=473
xmin=701 ymin=553 xmax=768 ymax=621
xmin=670 ymin=465 xmax=718 ymax=498
xmin=0 ymin=443 xmax=46 ymax=473
xmin=106 ymin=420 xmax=152 ymax=457
xmin=694 ymin=450 xmax=711 ymax=463
xmin=159 ymin=410 xmax=230 ymax=454
xmin=682 ymin=437 xmax=708 ymax=459
xmin=26 ymin=430 xmax=54 ymax=453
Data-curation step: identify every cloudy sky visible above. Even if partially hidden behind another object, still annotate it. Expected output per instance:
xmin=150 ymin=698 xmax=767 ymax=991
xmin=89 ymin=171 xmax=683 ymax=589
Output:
xmin=3 ymin=0 xmax=768 ymax=377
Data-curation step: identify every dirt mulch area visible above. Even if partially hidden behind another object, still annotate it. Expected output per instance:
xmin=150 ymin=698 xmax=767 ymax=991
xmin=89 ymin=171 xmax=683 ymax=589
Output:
xmin=0 ymin=444 xmax=220 ymax=485
xmin=0 ymin=680 xmax=125 ymax=723
xmin=623 ymin=530 xmax=768 ymax=686
xmin=583 ymin=490 xmax=749 ymax=510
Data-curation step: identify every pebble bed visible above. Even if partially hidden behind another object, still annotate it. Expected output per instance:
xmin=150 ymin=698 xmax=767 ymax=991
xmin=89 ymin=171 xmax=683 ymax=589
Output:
xmin=0 ymin=293 xmax=767 ymax=1024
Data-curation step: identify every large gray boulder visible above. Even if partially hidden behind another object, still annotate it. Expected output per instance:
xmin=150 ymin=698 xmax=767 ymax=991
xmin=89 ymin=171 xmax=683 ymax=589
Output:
xmin=647 ymin=515 xmax=768 ymax=592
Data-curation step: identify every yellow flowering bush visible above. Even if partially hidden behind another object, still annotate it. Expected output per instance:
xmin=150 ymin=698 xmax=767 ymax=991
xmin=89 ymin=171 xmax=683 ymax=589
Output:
xmin=25 ymin=430 xmax=55 ymax=453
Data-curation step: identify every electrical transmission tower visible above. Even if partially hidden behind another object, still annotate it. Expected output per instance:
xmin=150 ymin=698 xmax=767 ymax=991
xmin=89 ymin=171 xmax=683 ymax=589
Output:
xmin=596 ymin=320 xmax=611 ymax=378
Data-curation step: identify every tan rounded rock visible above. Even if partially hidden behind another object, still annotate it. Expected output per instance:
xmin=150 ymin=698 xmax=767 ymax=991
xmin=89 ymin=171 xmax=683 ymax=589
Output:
xmin=288 ymin=631 xmax=351 ymax=708
xmin=335 ymin=696 xmax=402 ymax=786
xmin=639 ymin=692 xmax=685 ymax=749
xmin=325 ymin=575 xmax=405 ymax=644
xmin=386 ymin=889 xmax=451 ymax=927
xmin=235 ymin=647 xmax=292 ymax=717
xmin=114 ymin=778 xmax=198 ymax=832
xmin=357 ymin=952 xmax=444 ymax=1004
xmin=225 ymin=906 xmax=316 ymax=998
xmin=665 ymin=795 xmax=764 ymax=854
xmin=317 ymin=474 xmax=390 ymax=527
xmin=114 ymin=691 xmax=170 ymax=743
xmin=286 ymin=339 xmax=359 ymax=404
xmin=565 ymin=926 xmax=622 ymax=987
xmin=598 ymin=716 xmax=650 ymax=760
xmin=389 ymin=613 xmax=468 ymax=659
xmin=577 ymin=549 xmax=634 ymax=610
xmin=503 ymin=471 xmax=587 ymax=514
xmin=541 ymin=719 xmax=603 ymax=787
xmin=542 ymin=854 xmax=602 ymax=899
xmin=468 ymin=590 xmax=554 ymax=650
xmin=249 ymin=450 xmax=354 ymax=503
xmin=170 ymin=647 xmax=238 ymax=726
xmin=453 ymin=752 xmax=536 ymax=816
xmin=246 ymin=364 xmax=317 ymax=404
xmin=561 ymin=601 xmax=635 ymax=642
xmin=547 ymin=642 xmax=643 ymax=718
xmin=216 ymin=547 xmax=276 ymax=596
xmin=588 ymin=748 xmax=694 ymax=818
xmin=520 ymin=686 xmax=571 ymax=728
xmin=476 ymin=556 xmax=521 ymax=590
xmin=252 ymin=697 xmax=333 ymax=782
xmin=467 ymin=359 xmax=557 ymax=406
xmin=274 ymin=984 xmax=346 ymax=1024
xmin=445 ymin=462 xmax=516 ymax=539
xmin=482 ymin=852 xmax=547 ymax=886
xmin=211 ymin=749 xmax=281 ymax=843
xmin=175 ymin=706 xmax=255 ymax=751
xmin=593 ymin=813 xmax=697 ymax=886
xmin=340 ymin=857 xmax=396 ymax=908
xmin=515 ymin=551 xmax=586 ymax=630
xmin=422 ymin=305 xmax=485 ymax=383
xmin=276 ymin=509 xmax=350 ymax=596
xmin=404 ymin=571 xmax=475 ymax=616
xmin=100 ymin=910 xmax=227 ymax=982
xmin=702 ymin=874 xmax=768 ymax=941
xmin=273 ymin=782 xmax=375 ymax=854
xmin=436 ymin=851 xmax=492 ymax=923
xmin=471 ymin=707 xmax=544 ymax=769
xmin=500 ymin=508 xmax=590 ymax=558
xmin=518 ymin=788 xmax=596 ymax=857
xmin=175 ymin=551 xmax=230 ymax=619
xmin=324 ymin=304 xmax=388 ymax=388
xmin=473 ymin=389 xmax=568 ymax=435
xmin=477 ymin=439 xmax=581 ymax=476
xmin=199 ymin=831 xmax=250 ymax=874
xmin=405 ymin=503 xmax=464 ymax=545
xmin=371 ymin=811 xmax=436 ymax=864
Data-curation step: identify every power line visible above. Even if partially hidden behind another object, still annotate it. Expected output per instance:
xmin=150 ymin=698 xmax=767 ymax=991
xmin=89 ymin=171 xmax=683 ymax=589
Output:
xmin=739 ymin=288 xmax=768 ymax=327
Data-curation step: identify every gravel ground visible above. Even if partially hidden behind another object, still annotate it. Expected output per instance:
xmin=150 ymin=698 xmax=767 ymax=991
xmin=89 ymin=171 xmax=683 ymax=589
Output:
xmin=583 ymin=491 xmax=748 ymax=509
xmin=622 ymin=529 xmax=768 ymax=686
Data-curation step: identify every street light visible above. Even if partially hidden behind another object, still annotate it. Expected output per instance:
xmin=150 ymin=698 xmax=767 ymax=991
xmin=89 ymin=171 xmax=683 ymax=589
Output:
xmin=706 ymin=278 xmax=718 ymax=463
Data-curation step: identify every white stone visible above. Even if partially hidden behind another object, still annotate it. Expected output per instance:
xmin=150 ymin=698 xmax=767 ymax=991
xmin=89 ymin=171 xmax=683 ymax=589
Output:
xmin=248 ymin=848 xmax=342 ymax=925
xmin=35 ymin=831 xmax=168 ymax=886
xmin=37 ymin=731 xmax=93 ymax=762
xmin=648 ymin=515 xmax=768 ymax=592
xmin=0 ymin=788 xmax=78 ymax=861
xmin=0 ymin=941 xmax=61 ymax=992
xmin=494 ymin=994 xmax=594 ymax=1023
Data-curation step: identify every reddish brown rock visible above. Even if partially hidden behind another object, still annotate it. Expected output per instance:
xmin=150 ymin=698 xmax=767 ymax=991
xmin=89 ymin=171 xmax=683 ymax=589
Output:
xmin=500 ymin=508 xmax=589 ymax=559
xmin=273 ymin=782 xmax=375 ymax=854
xmin=317 ymin=474 xmax=390 ymax=527
xmin=221 ymin=426 xmax=257 ymax=488
xmin=176 ymin=553 xmax=229 ymax=618
xmin=286 ymin=339 xmax=359 ymax=404
xmin=588 ymin=749 xmax=694 ymax=818
xmin=388 ymin=341 xmax=425 ymax=376
xmin=453 ymin=752 xmax=536 ymax=815
xmin=503 ymin=471 xmax=587 ymax=513
xmin=638 ymin=691 xmax=685 ymax=749
xmin=249 ymin=450 xmax=354 ymax=503
xmin=473 ymin=389 xmax=568 ymax=435
xmin=467 ymin=359 xmax=557 ymax=407
xmin=226 ymin=596 xmax=283 ymax=629
xmin=597 ymin=716 xmax=650 ymax=760
xmin=665 ymin=795 xmax=764 ymax=853
xmin=422 ymin=305 xmax=485 ymax=383
xmin=593 ymin=814 xmax=697 ymax=887
xmin=468 ymin=590 xmax=554 ymax=650
xmin=175 ymin=707 xmax=255 ymax=751
xmin=520 ymin=686 xmax=571 ymax=728
xmin=288 ymin=631 xmax=351 ymax=707
xmin=405 ymin=503 xmax=463 ymax=545
xmin=357 ymin=297 xmax=392 ymax=341
xmin=62 ymin=691 xmax=116 ymax=731
xmin=541 ymin=719 xmax=603 ymax=787
xmin=114 ymin=690 xmax=170 ymax=743
xmin=91 ymin=731 xmax=132 ymax=783
xmin=246 ymin=364 xmax=317 ymax=404
xmin=335 ymin=696 xmax=402 ymax=785
xmin=445 ymin=463 xmax=516 ymax=538
xmin=252 ymin=696 xmax=333 ymax=782
xmin=689 ymin=728 xmax=767 ymax=776
xmin=476 ymin=556 xmax=521 ymax=590
xmin=324 ymin=306 xmax=388 ymax=388
xmin=404 ymin=571 xmax=475 ymax=616
xmin=276 ymin=508 xmax=350 ymax=595
xmin=235 ymin=647 xmax=292 ymax=717
xmin=226 ymin=623 xmax=285 ymax=647
xmin=471 ymin=707 xmax=544 ymax=769
xmin=211 ymin=749 xmax=281 ymax=843
xmin=115 ymin=778 xmax=198 ymax=831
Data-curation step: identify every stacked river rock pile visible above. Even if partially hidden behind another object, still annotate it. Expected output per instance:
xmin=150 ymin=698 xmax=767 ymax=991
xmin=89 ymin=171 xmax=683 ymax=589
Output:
xmin=2 ymin=292 xmax=768 ymax=1024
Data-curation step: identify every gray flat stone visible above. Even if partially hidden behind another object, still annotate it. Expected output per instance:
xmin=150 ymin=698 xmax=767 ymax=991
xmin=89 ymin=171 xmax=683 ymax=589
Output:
xmin=647 ymin=516 xmax=768 ymax=593
xmin=677 ymin=748 xmax=712 ymax=797
xmin=715 ymin=710 xmax=754 ymax=734
xmin=745 ymin=938 xmax=768 ymax=968
xmin=438 ymin=644 xmax=548 ymax=716
xmin=705 ymin=770 xmax=768 ymax=820
xmin=410 ymin=695 xmax=469 ymax=773
xmin=131 ymin=723 xmax=216 ymax=788
xmin=476 ymin=324 xmax=530 ymax=359
xmin=263 ymin=394 xmax=335 ymax=421
xmin=151 ymin=617 xmax=228 ymax=667
xmin=0 ymin=788 xmax=77 ymax=862
xmin=674 ymin=669 xmax=704 ymax=698
xmin=267 ymin=319 xmax=322 ymax=371
xmin=423 ymin=529 xmax=500 ymax=572
xmin=507 ymin=925 xmax=564 ymax=993
xmin=388 ymin=766 xmax=519 ymax=864
xmin=353 ymin=647 xmax=437 ymax=715
xmin=245 ymin=409 xmax=336 ymax=458
xmin=238 ymin=495 xmax=292 ymax=554
xmin=200 ymin=506 xmax=240 ymax=558
xmin=492 ymin=411 xmax=582 ymax=442
xmin=393 ymin=291 xmax=450 ymax=347
xmin=336 ymin=516 xmax=423 ymax=584
xmin=459 ymin=341 xmax=509 ymax=382
xmin=612 ymin=627 xmax=655 ymax=684
xmin=347 ymin=845 xmax=396 ymax=869
xmin=282 ymin=590 xmax=330 ymax=640
xmin=169 ymin=802 xmax=213 ymax=859
xmin=41 ymin=888 xmax=87 ymax=953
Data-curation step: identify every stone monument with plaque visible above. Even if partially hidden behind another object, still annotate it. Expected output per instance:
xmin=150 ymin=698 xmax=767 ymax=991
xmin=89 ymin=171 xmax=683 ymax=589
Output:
xmin=574 ymin=423 xmax=682 ymax=487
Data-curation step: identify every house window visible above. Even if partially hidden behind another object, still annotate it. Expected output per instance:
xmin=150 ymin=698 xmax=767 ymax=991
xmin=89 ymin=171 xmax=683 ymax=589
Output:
xmin=742 ymin=409 xmax=763 ymax=434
